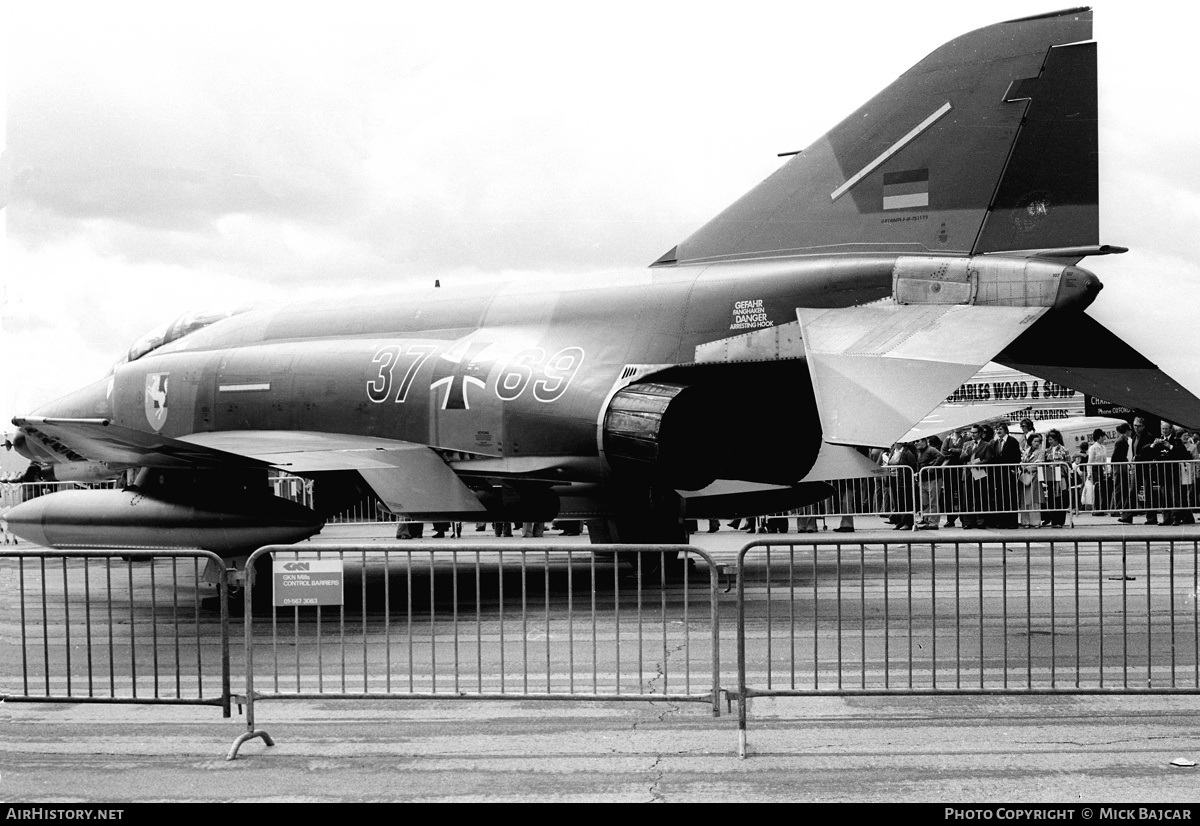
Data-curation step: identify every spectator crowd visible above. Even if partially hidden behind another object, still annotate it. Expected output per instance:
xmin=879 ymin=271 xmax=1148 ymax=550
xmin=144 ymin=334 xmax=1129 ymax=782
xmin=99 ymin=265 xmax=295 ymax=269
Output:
xmin=833 ymin=415 xmax=1200 ymax=532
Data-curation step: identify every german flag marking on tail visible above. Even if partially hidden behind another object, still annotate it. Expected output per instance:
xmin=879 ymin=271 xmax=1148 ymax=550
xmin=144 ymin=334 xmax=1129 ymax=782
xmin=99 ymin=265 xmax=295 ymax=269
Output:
xmin=883 ymin=169 xmax=929 ymax=210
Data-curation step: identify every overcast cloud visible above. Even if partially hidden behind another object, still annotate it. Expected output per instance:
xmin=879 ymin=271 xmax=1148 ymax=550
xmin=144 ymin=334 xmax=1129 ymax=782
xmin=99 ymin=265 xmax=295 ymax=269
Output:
xmin=4 ymin=0 xmax=1200 ymax=450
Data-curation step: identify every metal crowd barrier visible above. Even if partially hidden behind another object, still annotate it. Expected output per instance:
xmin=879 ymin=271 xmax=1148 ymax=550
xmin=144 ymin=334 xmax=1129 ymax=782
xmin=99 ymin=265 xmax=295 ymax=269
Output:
xmin=229 ymin=543 xmax=723 ymax=759
xmin=759 ymin=459 xmax=1200 ymax=529
xmin=915 ymin=461 xmax=1076 ymax=528
xmin=760 ymin=460 xmax=1080 ymax=529
xmin=1077 ymin=458 xmax=1200 ymax=521
xmin=268 ymin=474 xmax=314 ymax=510
xmin=825 ymin=467 xmax=918 ymax=518
xmin=734 ymin=533 xmax=1200 ymax=757
xmin=752 ymin=467 xmax=917 ymax=528
xmin=1 ymin=481 xmax=119 ymax=501
xmin=9 ymin=503 xmax=1200 ymax=761
xmin=0 ymin=549 xmax=232 ymax=714
xmin=911 ymin=459 xmax=1200 ymax=528
xmin=0 ymin=484 xmax=18 ymax=544
xmin=267 ymin=474 xmax=398 ymax=524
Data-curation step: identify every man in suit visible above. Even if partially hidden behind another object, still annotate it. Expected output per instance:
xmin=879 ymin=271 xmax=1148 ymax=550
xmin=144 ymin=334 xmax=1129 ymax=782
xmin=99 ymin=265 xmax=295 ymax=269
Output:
xmin=1149 ymin=420 xmax=1188 ymax=525
xmin=1129 ymin=416 xmax=1160 ymax=525
xmin=1111 ymin=422 xmax=1132 ymax=519
xmin=939 ymin=429 xmax=966 ymax=527
xmin=993 ymin=422 xmax=1022 ymax=528
xmin=963 ymin=424 xmax=996 ymax=528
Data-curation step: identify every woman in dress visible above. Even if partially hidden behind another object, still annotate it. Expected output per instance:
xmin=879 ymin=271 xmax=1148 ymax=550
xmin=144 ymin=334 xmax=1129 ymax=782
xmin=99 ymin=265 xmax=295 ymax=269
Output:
xmin=1085 ymin=429 xmax=1110 ymax=514
xmin=1042 ymin=429 xmax=1073 ymax=527
xmin=1018 ymin=431 xmax=1045 ymax=528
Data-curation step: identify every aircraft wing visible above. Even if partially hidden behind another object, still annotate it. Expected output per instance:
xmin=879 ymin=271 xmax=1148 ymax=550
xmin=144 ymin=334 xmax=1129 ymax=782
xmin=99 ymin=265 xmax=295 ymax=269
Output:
xmin=179 ymin=431 xmax=484 ymax=513
xmin=995 ymin=310 xmax=1200 ymax=430
xmin=13 ymin=419 xmax=484 ymax=515
xmin=180 ymin=430 xmax=439 ymax=471
xmin=14 ymin=417 xmax=440 ymax=472
xmin=12 ymin=417 xmax=270 ymax=469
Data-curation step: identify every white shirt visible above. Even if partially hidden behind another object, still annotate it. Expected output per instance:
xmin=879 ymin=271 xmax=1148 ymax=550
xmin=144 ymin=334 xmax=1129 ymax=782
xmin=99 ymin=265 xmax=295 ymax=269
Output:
xmin=1087 ymin=442 xmax=1108 ymax=479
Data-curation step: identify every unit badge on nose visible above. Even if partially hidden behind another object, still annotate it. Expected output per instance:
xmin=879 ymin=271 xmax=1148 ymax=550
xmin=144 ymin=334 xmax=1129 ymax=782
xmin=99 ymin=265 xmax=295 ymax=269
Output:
xmin=144 ymin=373 xmax=170 ymax=431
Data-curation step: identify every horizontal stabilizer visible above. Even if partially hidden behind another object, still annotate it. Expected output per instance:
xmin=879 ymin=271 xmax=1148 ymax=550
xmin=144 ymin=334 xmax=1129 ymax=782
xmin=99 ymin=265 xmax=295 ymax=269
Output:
xmin=797 ymin=304 xmax=1046 ymax=446
xmin=996 ymin=312 xmax=1200 ymax=430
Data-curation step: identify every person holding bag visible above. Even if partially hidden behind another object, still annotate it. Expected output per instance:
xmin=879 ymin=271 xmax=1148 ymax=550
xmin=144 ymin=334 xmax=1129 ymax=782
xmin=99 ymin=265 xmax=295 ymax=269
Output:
xmin=1019 ymin=432 xmax=1045 ymax=528
xmin=1149 ymin=422 xmax=1189 ymax=525
xmin=1085 ymin=429 xmax=1110 ymax=514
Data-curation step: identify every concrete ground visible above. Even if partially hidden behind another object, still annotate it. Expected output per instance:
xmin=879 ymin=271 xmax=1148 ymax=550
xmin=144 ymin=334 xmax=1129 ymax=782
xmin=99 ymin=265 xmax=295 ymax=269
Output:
xmin=4 ymin=514 xmax=1200 ymax=802
xmin=3 ymin=693 xmax=1199 ymax=802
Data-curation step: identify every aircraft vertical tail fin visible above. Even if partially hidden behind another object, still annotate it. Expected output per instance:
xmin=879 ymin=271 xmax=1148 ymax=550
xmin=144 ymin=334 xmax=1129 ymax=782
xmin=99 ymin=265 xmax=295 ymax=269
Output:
xmin=655 ymin=8 xmax=1096 ymax=266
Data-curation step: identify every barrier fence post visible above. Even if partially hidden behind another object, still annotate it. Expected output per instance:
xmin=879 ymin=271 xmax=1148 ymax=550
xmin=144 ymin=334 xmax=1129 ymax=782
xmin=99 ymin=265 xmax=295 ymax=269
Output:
xmin=227 ymin=547 xmax=274 ymax=760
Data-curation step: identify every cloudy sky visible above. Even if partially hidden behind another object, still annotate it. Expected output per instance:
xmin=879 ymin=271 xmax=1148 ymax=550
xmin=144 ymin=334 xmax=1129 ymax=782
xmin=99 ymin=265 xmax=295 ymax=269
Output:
xmin=3 ymin=0 xmax=1199 ymax=464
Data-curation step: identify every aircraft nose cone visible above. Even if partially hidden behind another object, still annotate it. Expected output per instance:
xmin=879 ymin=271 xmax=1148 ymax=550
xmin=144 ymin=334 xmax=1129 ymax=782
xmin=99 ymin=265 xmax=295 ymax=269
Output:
xmin=24 ymin=376 xmax=114 ymax=422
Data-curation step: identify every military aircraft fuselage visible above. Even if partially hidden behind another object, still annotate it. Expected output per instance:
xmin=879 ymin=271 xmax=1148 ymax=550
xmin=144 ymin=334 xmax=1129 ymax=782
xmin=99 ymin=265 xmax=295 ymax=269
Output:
xmin=49 ymin=257 xmax=893 ymax=474
xmin=24 ymin=252 xmax=1100 ymax=492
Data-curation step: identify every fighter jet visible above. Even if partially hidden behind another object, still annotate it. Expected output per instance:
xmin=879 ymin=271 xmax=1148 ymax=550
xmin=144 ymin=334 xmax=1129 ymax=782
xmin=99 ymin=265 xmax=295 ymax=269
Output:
xmin=9 ymin=8 xmax=1200 ymax=558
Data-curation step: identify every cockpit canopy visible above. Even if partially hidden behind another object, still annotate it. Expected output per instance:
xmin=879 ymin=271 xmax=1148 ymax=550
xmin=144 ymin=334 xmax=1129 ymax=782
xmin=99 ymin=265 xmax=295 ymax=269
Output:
xmin=112 ymin=306 xmax=249 ymax=371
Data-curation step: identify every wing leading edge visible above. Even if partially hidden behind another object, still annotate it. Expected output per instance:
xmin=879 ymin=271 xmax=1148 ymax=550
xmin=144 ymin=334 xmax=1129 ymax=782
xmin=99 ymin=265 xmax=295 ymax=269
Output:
xmin=13 ymin=417 xmax=270 ymax=469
